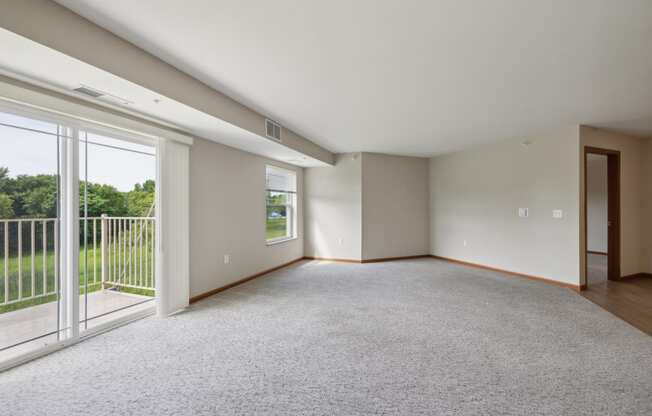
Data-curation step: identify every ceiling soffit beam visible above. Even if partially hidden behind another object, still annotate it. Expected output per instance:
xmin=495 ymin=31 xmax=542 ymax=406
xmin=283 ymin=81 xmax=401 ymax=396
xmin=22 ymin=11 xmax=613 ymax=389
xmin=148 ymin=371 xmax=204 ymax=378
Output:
xmin=0 ymin=0 xmax=334 ymax=165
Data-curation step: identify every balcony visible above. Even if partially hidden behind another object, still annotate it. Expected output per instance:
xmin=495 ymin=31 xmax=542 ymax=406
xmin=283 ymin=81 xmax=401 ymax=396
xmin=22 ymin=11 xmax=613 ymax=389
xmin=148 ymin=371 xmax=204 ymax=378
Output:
xmin=0 ymin=216 xmax=155 ymax=358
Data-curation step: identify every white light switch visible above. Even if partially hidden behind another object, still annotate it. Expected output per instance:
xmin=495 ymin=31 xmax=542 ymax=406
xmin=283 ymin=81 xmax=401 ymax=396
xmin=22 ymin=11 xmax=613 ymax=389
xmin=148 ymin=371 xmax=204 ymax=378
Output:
xmin=518 ymin=208 xmax=529 ymax=218
xmin=553 ymin=210 xmax=563 ymax=219
xmin=224 ymin=254 xmax=230 ymax=264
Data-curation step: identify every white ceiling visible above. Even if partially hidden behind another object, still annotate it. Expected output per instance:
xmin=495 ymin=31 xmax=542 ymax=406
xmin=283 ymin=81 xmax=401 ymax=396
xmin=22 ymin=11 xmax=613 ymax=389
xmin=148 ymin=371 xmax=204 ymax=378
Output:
xmin=56 ymin=0 xmax=652 ymax=156
xmin=0 ymin=28 xmax=327 ymax=167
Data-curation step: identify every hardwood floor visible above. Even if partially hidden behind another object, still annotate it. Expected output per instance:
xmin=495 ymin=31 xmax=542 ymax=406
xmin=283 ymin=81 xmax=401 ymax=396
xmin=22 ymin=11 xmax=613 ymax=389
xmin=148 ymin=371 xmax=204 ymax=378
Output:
xmin=581 ymin=276 xmax=652 ymax=336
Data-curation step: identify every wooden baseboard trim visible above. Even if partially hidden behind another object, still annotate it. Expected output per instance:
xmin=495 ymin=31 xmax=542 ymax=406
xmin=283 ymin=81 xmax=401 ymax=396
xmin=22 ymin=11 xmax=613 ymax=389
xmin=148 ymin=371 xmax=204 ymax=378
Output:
xmin=303 ymin=254 xmax=431 ymax=264
xmin=361 ymin=254 xmax=430 ymax=263
xmin=302 ymin=256 xmax=361 ymax=263
xmin=430 ymin=255 xmax=581 ymax=291
xmin=587 ymin=250 xmax=608 ymax=256
xmin=620 ymin=272 xmax=652 ymax=281
xmin=189 ymin=257 xmax=305 ymax=303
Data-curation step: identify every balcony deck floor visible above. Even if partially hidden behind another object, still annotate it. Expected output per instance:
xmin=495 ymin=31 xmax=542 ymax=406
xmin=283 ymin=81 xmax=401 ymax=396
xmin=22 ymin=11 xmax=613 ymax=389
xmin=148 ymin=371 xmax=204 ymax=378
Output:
xmin=0 ymin=290 xmax=154 ymax=360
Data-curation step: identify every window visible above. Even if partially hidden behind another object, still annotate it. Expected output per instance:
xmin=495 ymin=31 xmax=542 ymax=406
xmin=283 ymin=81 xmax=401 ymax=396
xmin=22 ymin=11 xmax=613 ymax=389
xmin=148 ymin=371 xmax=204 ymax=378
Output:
xmin=265 ymin=166 xmax=297 ymax=243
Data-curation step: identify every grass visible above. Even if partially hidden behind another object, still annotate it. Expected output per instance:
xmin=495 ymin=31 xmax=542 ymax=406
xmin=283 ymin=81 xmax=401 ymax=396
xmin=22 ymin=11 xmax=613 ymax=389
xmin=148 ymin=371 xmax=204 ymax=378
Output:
xmin=266 ymin=217 xmax=288 ymax=240
xmin=0 ymin=243 xmax=154 ymax=314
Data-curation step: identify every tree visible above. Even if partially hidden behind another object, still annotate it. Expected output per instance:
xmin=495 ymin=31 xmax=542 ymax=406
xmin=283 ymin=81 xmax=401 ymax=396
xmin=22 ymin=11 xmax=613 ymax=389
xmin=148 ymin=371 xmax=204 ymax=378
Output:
xmin=126 ymin=180 xmax=155 ymax=216
xmin=0 ymin=167 xmax=10 ymax=194
xmin=0 ymin=166 xmax=155 ymax=219
xmin=81 ymin=183 xmax=128 ymax=217
xmin=0 ymin=193 xmax=14 ymax=219
xmin=13 ymin=174 xmax=58 ymax=218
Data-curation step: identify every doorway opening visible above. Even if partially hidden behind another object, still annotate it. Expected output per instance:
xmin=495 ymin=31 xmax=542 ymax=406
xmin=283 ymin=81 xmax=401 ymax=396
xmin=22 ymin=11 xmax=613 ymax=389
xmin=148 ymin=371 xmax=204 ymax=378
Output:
xmin=584 ymin=147 xmax=620 ymax=288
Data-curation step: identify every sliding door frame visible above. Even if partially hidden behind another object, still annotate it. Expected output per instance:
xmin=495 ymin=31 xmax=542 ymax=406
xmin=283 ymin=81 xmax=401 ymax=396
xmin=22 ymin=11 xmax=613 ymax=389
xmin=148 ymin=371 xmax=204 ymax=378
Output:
xmin=0 ymin=102 xmax=159 ymax=371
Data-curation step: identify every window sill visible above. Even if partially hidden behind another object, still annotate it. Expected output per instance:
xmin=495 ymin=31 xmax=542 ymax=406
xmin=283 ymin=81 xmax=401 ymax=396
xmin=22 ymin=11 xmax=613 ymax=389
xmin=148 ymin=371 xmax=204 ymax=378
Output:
xmin=266 ymin=236 xmax=298 ymax=246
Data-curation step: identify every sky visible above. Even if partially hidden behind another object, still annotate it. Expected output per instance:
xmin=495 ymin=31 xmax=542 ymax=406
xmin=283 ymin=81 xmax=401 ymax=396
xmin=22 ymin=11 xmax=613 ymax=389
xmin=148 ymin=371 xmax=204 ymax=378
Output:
xmin=0 ymin=111 xmax=155 ymax=192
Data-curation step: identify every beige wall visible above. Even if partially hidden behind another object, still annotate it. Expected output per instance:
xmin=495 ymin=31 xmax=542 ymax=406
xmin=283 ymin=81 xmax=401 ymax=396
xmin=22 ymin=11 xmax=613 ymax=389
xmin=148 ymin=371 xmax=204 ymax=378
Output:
xmin=430 ymin=127 xmax=581 ymax=285
xmin=361 ymin=153 xmax=429 ymax=260
xmin=189 ymin=137 xmax=303 ymax=297
xmin=304 ymin=152 xmax=430 ymax=261
xmin=579 ymin=127 xmax=644 ymax=280
xmin=586 ymin=154 xmax=608 ymax=253
xmin=642 ymin=141 xmax=652 ymax=274
xmin=304 ymin=153 xmax=362 ymax=260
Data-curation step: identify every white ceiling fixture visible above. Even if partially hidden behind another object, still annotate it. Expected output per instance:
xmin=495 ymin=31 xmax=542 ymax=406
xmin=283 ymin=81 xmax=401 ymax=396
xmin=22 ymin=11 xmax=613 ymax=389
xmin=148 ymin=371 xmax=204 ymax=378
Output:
xmin=55 ymin=0 xmax=652 ymax=156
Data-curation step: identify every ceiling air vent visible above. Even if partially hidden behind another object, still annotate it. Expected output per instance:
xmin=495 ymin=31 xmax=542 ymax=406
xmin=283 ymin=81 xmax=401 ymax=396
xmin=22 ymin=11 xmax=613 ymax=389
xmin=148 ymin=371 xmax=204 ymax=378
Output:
xmin=73 ymin=85 xmax=104 ymax=98
xmin=72 ymin=85 xmax=132 ymax=106
xmin=265 ymin=119 xmax=282 ymax=142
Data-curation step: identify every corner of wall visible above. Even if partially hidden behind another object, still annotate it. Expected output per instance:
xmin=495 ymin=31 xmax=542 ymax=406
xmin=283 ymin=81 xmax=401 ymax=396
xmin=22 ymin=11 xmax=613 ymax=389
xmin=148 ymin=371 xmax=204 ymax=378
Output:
xmin=642 ymin=140 xmax=652 ymax=273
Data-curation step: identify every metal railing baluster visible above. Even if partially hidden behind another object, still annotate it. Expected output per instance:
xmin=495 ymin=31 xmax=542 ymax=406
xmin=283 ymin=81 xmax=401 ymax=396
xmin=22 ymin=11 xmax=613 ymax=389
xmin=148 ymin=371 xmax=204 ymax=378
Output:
xmin=18 ymin=221 xmax=22 ymax=300
xmin=31 ymin=221 xmax=35 ymax=298
xmin=42 ymin=221 xmax=47 ymax=295
xmin=4 ymin=221 xmax=8 ymax=303
xmin=0 ymin=216 xmax=155 ymax=308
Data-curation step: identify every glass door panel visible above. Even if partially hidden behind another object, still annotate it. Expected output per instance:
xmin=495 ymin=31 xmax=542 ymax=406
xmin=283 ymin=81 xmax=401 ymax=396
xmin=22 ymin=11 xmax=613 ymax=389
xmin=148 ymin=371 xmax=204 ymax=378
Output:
xmin=0 ymin=111 xmax=65 ymax=360
xmin=79 ymin=131 xmax=155 ymax=331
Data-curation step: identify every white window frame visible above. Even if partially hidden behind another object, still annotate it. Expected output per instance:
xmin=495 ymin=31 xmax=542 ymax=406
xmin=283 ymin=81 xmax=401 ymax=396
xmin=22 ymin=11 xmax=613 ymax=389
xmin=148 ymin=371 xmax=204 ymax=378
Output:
xmin=0 ymin=100 xmax=161 ymax=371
xmin=265 ymin=165 xmax=297 ymax=245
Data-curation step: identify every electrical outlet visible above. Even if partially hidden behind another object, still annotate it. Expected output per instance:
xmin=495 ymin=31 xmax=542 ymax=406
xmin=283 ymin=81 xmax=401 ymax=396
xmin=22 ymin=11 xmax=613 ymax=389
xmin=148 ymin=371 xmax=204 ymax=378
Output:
xmin=552 ymin=209 xmax=563 ymax=219
xmin=224 ymin=254 xmax=230 ymax=264
xmin=518 ymin=208 xmax=529 ymax=218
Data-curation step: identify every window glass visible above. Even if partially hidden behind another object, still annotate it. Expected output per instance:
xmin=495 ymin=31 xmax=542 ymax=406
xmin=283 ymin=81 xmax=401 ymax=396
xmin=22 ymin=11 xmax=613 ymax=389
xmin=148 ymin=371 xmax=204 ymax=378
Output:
xmin=265 ymin=166 xmax=296 ymax=242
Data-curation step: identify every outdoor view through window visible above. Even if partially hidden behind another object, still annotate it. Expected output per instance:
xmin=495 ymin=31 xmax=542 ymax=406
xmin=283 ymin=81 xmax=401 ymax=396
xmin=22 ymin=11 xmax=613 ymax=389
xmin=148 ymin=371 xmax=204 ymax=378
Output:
xmin=0 ymin=109 xmax=156 ymax=361
xmin=265 ymin=165 xmax=296 ymax=242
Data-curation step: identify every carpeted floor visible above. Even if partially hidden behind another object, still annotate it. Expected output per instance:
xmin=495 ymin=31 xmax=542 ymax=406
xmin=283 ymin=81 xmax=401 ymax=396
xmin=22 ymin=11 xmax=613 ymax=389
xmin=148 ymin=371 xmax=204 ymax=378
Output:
xmin=1 ymin=258 xmax=651 ymax=415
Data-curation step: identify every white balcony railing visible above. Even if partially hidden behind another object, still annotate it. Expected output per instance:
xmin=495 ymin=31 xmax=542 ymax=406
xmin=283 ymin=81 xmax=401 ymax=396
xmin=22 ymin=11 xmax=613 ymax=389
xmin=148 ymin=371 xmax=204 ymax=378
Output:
xmin=0 ymin=216 xmax=155 ymax=309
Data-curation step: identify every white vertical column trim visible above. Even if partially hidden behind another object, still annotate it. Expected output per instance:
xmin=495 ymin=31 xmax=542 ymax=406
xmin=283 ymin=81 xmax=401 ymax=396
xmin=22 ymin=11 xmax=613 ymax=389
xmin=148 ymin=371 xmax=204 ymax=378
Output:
xmin=59 ymin=127 xmax=79 ymax=339
xmin=156 ymin=139 xmax=190 ymax=316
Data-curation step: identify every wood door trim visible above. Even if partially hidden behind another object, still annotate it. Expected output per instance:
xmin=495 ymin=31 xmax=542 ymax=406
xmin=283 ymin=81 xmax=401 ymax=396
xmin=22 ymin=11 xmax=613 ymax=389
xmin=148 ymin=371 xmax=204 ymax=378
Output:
xmin=583 ymin=146 xmax=621 ymax=287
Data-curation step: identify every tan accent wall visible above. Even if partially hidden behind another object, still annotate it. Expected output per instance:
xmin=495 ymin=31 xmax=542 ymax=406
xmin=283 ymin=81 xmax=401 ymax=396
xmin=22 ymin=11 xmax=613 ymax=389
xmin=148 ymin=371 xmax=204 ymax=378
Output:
xmin=304 ymin=152 xmax=430 ymax=261
xmin=361 ymin=153 xmax=429 ymax=260
xmin=642 ymin=140 xmax=652 ymax=274
xmin=189 ymin=137 xmax=303 ymax=297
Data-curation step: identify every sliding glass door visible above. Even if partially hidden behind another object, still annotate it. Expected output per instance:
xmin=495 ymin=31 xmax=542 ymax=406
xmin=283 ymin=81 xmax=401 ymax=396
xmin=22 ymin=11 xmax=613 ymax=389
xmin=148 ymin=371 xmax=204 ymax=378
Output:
xmin=0 ymin=106 xmax=157 ymax=365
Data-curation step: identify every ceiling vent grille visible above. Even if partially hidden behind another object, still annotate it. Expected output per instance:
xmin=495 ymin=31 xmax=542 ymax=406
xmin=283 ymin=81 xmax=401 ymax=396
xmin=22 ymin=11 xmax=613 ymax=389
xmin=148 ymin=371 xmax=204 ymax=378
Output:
xmin=73 ymin=85 xmax=104 ymax=98
xmin=265 ymin=119 xmax=282 ymax=142
xmin=72 ymin=85 xmax=132 ymax=106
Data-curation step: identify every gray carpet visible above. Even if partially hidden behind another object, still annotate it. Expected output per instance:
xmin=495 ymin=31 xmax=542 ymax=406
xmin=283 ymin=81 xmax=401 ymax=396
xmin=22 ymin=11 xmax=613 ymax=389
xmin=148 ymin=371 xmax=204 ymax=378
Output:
xmin=1 ymin=258 xmax=651 ymax=415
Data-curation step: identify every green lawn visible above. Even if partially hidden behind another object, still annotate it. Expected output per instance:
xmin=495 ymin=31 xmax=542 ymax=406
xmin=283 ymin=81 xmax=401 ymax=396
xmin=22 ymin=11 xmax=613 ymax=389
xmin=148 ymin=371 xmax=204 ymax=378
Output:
xmin=0 ymin=244 xmax=154 ymax=314
xmin=266 ymin=217 xmax=288 ymax=240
